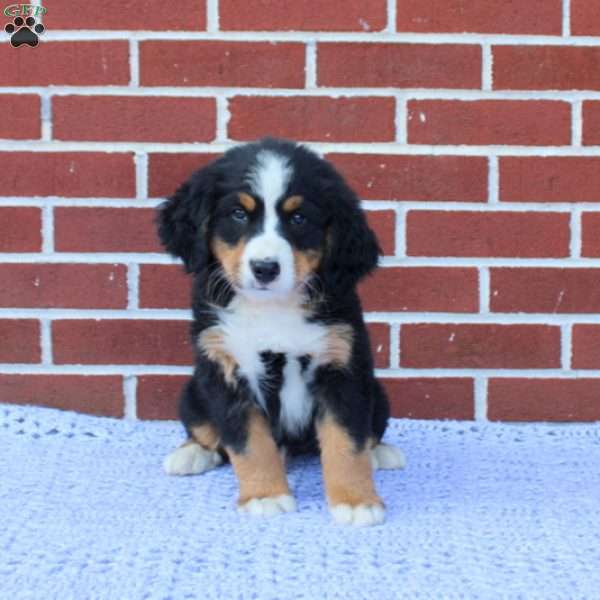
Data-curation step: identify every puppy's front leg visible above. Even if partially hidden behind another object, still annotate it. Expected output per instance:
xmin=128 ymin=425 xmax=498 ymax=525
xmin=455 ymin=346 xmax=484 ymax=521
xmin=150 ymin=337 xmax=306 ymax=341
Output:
xmin=315 ymin=373 xmax=384 ymax=527
xmin=226 ymin=409 xmax=296 ymax=517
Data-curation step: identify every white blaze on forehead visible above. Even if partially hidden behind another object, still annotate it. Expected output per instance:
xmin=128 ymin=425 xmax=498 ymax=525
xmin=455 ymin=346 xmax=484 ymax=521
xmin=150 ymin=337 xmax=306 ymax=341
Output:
xmin=240 ymin=150 xmax=296 ymax=296
xmin=247 ymin=151 xmax=292 ymax=218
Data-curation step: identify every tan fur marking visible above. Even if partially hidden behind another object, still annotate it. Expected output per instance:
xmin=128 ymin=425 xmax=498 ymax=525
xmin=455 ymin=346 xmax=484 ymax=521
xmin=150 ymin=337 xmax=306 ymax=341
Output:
xmin=238 ymin=192 xmax=256 ymax=212
xmin=211 ymin=237 xmax=246 ymax=286
xmin=227 ymin=411 xmax=290 ymax=505
xmin=317 ymin=323 xmax=354 ymax=368
xmin=189 ymin=423 xmax=220 ymax=451
xmin=293 ymin=248 xmax=322 ymax=282
xmin=317 ymin=416 xmax=382 ymax=507
xmin=198 ymin=326 xmax=238 ymax=386
xmin=282 ymin=195 xmax=303 ymax=213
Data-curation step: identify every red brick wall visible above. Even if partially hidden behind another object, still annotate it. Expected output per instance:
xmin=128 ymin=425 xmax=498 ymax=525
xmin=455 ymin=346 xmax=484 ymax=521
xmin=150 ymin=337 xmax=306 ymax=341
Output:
xmin=1 ymin=1 xmax=599 ymax=423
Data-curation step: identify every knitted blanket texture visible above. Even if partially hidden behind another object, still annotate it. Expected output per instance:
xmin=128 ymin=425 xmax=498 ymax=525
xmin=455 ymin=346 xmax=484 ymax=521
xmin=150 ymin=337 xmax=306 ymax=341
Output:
xmin=1 ymin=404 xmax=599 ymax=600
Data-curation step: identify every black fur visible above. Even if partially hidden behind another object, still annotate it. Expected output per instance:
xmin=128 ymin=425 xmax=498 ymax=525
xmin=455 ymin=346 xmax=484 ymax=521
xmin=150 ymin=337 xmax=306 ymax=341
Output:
xmin=157 ymin=137 xmax=389 ymax=458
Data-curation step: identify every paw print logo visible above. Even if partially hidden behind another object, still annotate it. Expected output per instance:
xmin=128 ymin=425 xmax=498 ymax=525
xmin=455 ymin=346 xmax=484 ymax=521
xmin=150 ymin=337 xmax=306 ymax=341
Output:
xmin=5 ymin=16 xmax=45 ymax=48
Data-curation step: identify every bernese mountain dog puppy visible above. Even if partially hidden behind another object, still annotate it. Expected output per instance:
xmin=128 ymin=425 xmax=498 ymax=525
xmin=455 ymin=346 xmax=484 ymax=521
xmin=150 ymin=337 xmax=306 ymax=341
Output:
xmin=158 ymin=138 xmax=404 ymax=527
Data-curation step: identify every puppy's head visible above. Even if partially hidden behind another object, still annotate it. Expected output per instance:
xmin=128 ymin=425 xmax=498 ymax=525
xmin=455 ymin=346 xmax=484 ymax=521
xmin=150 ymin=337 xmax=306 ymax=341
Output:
xmin=157 ymin=138 xmax=380 ymax=302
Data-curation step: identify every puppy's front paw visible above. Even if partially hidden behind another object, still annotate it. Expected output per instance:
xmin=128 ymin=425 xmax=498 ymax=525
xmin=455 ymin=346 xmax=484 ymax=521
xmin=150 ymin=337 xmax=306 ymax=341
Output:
xmin=371 ymin=443 xmax=406 ymax=470
xmin=237 ymin=494 xmax=297 ymax=517
xmin=163 ymin=443 xmax=222 ymax=476
xmin=330 ymin=502 xmax=385 ymax=527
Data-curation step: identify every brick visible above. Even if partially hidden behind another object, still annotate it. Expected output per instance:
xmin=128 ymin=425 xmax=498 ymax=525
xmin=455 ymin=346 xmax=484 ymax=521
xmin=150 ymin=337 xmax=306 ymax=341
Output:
xmin=0 ymin=375 xmax=124 ymax=417
xmin=582 ymin=213 xmax=600 ymax=257
xmin=140 ymin=41 xmax=305 ymax=88
xmin=572 ymin=326 xmax=600 ymax=369
xmin=407 ymin=211 xmax=570 ymax=258
xmin=365 ymin=210 xmax=395 ymax=256
xmin=368 ymin=323 xmax=390 ymax=369
xmin=0 ymin=320 xmax=40 ymax=363
xmin=0 ymin=264 xmax=127 ymax=309
xmin=493 ymin=46 xmax=600 ymax=91
xmin=149 ymin=154 xmax=220 ymax=198
xmin=137 ymin=375 xmax=186 ymax=420
xmin=0 ymin=208 xmax=41 ymax=252
xmin=0 ymin=42 xmax=129 ymax=86
xmin=500 ymin=157 xmax=600 ymax=203
xmin=396 ymin=0 xmax=562 ymax=34
xmin=228 ymin=96 xmax=395 ymax=143
xmin=47 ymin=0 xmax=206 ymax=30
xmin=572 ymin=1 xmax=600 ymax=36
xmin=53 ymin=96 xmax=216 ymax=143
xmin=582 ymin=102 xmax=600 ymax=145
xmin=382 ymin=378 xmax=474 ymax=420
xmin=327 ymin=154 xmax=487 ymax=202
xmin=318 ymin=43 xmax=481 ymax=89
xmin=0 ymin=95 xmax=40 ymax=139
xmin=52 ymin=320 xmax=193 ymax=365
xmin=488 ymin=379 xmax=600 ymax=422
xmin=360 ymin=267 xmax=478 ymax=313
xmin=0 ymin=152 xmax=135 ymax=198
xmin=139 ymin=265 xmax=191 ymax=309
xmin=491 ymin=268 xmax=600 ymax=314
xmin=401 ymin=324 xmax=560 ymax=369
xmin=220 ymin=0 xmax=387 ymax=31
xmin=408 ymin=100 xmax=571 ymax=146
xmin=54 ymin=208 xmax=162 ymax=253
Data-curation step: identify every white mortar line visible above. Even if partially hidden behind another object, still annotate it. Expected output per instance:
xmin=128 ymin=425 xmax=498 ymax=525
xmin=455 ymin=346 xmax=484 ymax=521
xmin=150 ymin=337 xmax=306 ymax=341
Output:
xmin=390 ymin=323 xmax=400 ymax=369
xmin=563 ymin=0 xmax=571 ymax=37
xmin=40 ymin=319 xmax=52 ymax=365
xmin=8 ymin=140 xmax=600 ymax=156
xmin=2 ymin=365 xmax=599 ymax=378
xmin=482 ymin=44 xmax=492 ymax=91
xmin=3 ymin=308 xmax=600 ymax=324
xmin=215 ymin=96 xmax=230 ymax=142
xmin=395 ymin=95 xmax=408 ymax=144
xmin=206 ymin=0 xmax=219 ymax=32
xmin=479 ymin=267 xmax=490 ymax=313
xmin=305 ymin=41 xmax=317 ymax=88
xmin=395 ymin=205 xmax=406 ymax=257
xmin=474 ymin=377 xmax=488 ymax=421
xmin=488 ymin=155 xmax=499 ymax=203
xmin=129 ymin=39 xmax=139 ymax=87
xmin=572 ymin=99 xmax=583 ymax=146
xmin=35 ymin=31 xmax=600 ymax=45
xmin=561 ymin=324 xmax=573 ymax=369
xmin=40 ymin=93 xmax=52 ymax=141
xmin=134 ymin=152 xmax=148 ymax=200
xmin=41 ymin=205 xmax=54 ymax=253
xmin=570 ymin=208 xmax=582 ymax=257
xmin=123 ymin=375 xmax=137 ymax=419
xmin=8 ymin=87 xmax=600 ymax=101
xmin=127 ymin=263 xmax=140 ymax=309
xmin=386 ymin=0 xmax=397 ymax=33
xmin=0 ymin=198 xmax=164 ymax=207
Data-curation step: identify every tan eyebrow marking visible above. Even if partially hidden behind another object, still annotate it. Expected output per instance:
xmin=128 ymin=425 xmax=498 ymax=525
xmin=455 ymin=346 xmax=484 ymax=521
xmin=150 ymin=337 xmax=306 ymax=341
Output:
xmin=282 ymin=195 xmax=303 ymax=213
xmin=238 ymin=192 xmax=257 ymax=212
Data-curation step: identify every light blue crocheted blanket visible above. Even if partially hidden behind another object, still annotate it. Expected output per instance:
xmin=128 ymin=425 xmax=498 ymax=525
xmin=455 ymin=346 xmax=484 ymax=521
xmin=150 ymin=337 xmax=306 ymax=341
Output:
xmin=1 ymin=404 xmax=599 ymax=599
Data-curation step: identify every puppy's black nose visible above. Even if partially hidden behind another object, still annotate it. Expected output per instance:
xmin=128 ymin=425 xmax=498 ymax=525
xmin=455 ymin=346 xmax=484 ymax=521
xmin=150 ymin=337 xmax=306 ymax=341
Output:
xmin=250 ymin=260 xmax=280 ymax=284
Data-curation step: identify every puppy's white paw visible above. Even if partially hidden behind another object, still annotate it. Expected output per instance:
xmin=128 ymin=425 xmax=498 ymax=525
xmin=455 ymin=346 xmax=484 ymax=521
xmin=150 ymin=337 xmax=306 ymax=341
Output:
xmin=237 ymin=494 xmax=297 ymax=517
xmin=330 ymin=503 xmax=385 ymax=527
xmin=163 ymin=444 xmax=222 ymax=476
xmin=371 ymin=443 xmax=406 ymax=470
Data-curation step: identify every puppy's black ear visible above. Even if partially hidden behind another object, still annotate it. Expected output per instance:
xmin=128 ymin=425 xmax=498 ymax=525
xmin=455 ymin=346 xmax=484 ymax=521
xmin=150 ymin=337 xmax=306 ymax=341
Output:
xmin=157 ymin=165 xmax=215 ymax=273
xmin=321 ymin=186 xmax=381 ymax=294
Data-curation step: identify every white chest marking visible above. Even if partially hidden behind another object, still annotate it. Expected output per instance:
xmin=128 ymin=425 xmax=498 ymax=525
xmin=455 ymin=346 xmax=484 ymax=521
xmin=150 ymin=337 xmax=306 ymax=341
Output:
xmin=216 ymin=295 xmax=326 ymax=435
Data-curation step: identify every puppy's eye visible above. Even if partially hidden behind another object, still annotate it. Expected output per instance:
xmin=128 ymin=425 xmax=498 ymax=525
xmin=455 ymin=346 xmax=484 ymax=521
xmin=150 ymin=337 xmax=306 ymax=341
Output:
xmin=289 ymin=212 xmax=306 ymax=226
xmin=231 ymin=208 xmax=248 ymax=223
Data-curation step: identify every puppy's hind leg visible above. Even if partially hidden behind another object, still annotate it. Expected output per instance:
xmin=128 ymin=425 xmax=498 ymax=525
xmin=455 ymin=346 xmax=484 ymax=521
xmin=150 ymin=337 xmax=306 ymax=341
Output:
xmin=163 ymin=379 xmax=224 ymax=476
